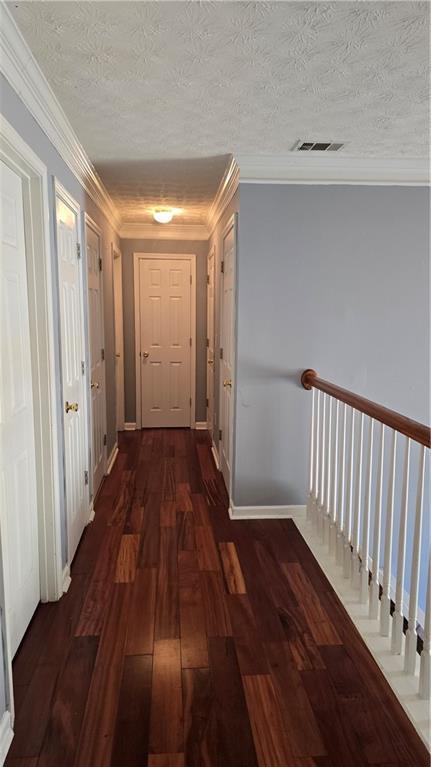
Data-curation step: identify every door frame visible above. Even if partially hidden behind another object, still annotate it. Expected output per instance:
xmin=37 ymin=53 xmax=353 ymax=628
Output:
xmin=112 ymin=244 xmax=125 ymax=431
xmin=54 ymin=179 xmax=91 ymax=564
xmin=133 ymin=252 xmax=197 ymax=429
xmin=218 ymin=214 xmax=238 ymax=500
xmin=0 ymin=117 xmax=63 ymax=733
xmin=206 ymin=243 xmax=216 ymax=435
xmin=84 ymin=213 xmax=107 ymax=497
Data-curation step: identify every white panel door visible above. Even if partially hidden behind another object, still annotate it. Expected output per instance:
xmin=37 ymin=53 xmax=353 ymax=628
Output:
xmin=139 ymin=258 xmax=191 ymax=427
xmin=0 ymin=159 xmax=40 ymax=656
xmin=220 ymin=220 xmax=236 ymax=491
xmin=206 ymin=245 xmax=215 ymax=437
xmin=86 ymin=220 xmax=106 ymax=496
xmin=56 ymin=189 xmax=89 ymax=563
xmin=113 ymin=249 xmax=125 ymax=431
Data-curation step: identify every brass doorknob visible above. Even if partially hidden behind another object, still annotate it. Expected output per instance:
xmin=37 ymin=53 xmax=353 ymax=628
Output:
xmin=65 ymin=401 xmax=79 ymax=413
xmin=91 ymin=382 xmax=100 ymax=389
xmin=142 ymin=351 xmax=149 ymax=358
xmin=223 ymin=379 xmax=232 ymax=388
xmin=208 ymin=359 xmax=214 ymax=365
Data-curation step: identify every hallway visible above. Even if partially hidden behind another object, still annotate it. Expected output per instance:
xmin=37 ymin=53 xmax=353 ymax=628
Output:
xmin=7 ymin=429 xmax=428 ymax=767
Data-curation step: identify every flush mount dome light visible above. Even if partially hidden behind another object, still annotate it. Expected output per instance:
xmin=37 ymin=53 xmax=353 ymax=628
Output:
xmin=153 ymin=208 xmax=174 ymax=224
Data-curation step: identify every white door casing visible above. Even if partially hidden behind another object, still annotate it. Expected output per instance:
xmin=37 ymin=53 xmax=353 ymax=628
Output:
xmin=134 ymin=254 xmax=196 ymax=429
xmin=0 ymin=159 xmax=40 ymax=658
xmin=55 ymin=183 xmax=89 ymax=564
xmin=85 ymin=215 xmax=106 ymax=497
xmin=113 ymin=246 xmax=125 ymax=431
xmin=207 ymin=245 xmax=216 ymax=436
xmin=219 ymin=215 xmax=237 ymax=494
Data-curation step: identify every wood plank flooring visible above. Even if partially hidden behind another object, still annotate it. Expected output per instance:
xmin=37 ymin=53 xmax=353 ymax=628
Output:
xmin=7 ymin=429 xmax=429 ymax=767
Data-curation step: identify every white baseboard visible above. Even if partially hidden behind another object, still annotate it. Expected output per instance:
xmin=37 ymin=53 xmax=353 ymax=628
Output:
xmin=124 ymin=422 xmax=136 ymax=431
xmin=106 ymin=443 xmax=119 ymax=474
xmin=87 ymin=503 xmax=95 ymax=524
xmin=0 ymin=711 xmax=13 ymax=765
xmin=295 ymin=516 xmax=430 ymax=750
xmin=229 ymin=503 xmax=306 ymax=520
xmin=62 ymin=565 xmax=71 ymax=594
xmin=195 ymin=421 xmax=208 ymax=430
xmin=211 ymin=442 xmax=220 ymax=470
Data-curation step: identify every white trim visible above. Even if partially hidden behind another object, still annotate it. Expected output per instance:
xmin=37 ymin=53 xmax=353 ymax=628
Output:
xmin=120 ymin=222 xmax=208 ymax=241
xmin=295 ymin=515 xmax=430 ymax=749
xmin=0 ymin=711 xmax=13 ymax=765
xmin=124 ymin=422 xmax=137 ymax=431
xmin=133 ymin=252 xmax=197 ymax=429
xmin=54 ymin=180 xmax=90 ymax=566
xmin=237 ymin=154 xmax=430 ymax=186
xmin=211 ymin=442 xmax=220 ymax=471
xmin=62 ymin=565 xmax=71 ymax=594
xmin=112 ymin=244 xmax=125 ymax=431
xmin=219 ymin=214 xmax=238 ymax=499
xmin=195 ymin=421 xmax=208 ymax=431
xmin=87 ymin=503 xmax=95 ymax=524
xmin=208 ymin=155 xmax=240 ymax=233
xmin=84 ymin=213 xmax=108 ymax=494
xmin=0 ymin=4 xmax=121 ymax=232
xmin=229 ymin=503 xmax=306 ymax=520
xmin=106 ymin=443 xmax=119 ymax=475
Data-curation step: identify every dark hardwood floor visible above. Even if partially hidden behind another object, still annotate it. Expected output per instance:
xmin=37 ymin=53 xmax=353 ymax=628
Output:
xmin=7 ymin=429 xmax=428 ymax=767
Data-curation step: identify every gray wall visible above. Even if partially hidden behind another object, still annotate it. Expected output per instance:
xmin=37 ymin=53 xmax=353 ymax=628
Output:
xmin=120 ymin=238 xmax=208 ymax=423
xmin=0 ymin=74 xmax=120 ymax=564
xmin=234 ymin=183 xmax=430 ymax=507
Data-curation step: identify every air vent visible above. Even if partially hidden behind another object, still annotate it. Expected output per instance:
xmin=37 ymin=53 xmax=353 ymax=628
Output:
xmin=292 ymin=140 xmax=344 ymax=152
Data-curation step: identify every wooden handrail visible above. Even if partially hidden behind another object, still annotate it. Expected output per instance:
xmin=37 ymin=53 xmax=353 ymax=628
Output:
xmin=301 ymin=369 xmax=430 ymax=449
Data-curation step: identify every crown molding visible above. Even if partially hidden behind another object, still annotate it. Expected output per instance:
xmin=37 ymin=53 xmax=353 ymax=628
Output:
xmin=237 ymin=154 xmax=430 ymax=186
xmin=0 ymin=2 xmax=121 ymax=231
xmin=119 ymin=221 xmax=209 ymax=241
xmin=207 ymin=154 xmax=240 ymax=233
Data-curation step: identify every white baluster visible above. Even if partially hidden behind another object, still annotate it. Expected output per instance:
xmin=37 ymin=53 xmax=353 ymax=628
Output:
xmin=419 ymin=550 xmax=430 ymax=699
xmin=351 ymin=412 xmax=364 ymax=588
xmin=336 ymin=403 xmax=347 ymax=566
xmin=343 ymin=408 xmax=355 ymax=579
xmin=329 ymin=400 xmax=339 ymax=556
xmin=391 ymin=438 xmax=411 ymax=653
xmin=317 ymin=393 xmax=327 ymax=536
xmin=312 ymin=390 xmax=321 ymax=527
xmin=380 ymin=430 xmax=397 ymax=636
xmin=369 ymin=423 xmax=385 ymax=618
xmin=323 ymin=397 xmax=333 ymax=545
xmin=306 ymin=388 xmax=316 ymax=520
xmin=360 ymin=419 xmax=374 ymax=603
xmin=405 ymin=444 xmax=426 ymax=674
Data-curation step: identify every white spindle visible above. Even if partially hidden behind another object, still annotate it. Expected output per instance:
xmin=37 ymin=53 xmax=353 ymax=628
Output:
xmin=329 ymin=400 xmax=339 ymax=555
xmin=336 ymin=403 xmax=347 ymax=566
xmin=343 ymin=408 xmax=355 ymax=578
xmin=391 ymin=438 xmax=411 ymax=653
xmin=323 ymin=397 xmax=333 ymax=544
xmin=351 ymin=412 xmax=364 ymax=588
xmin=380 ymin=429 xmax=397 ymax=636
xmin=419 ymin=551 xmax=430 ymax=699
xmin=360 ymin=419 xmax=374 ymax=603
xmin=306 ymin=388 xmax=316 ymax=520
xmin=369 ymin=423 xmax=385 ymax=617
xmin=405 ymin=444 xmax=426 ymax=674
xmin=312 ymin=391 xmax=321 ymax=527
xmin=317 ymin=393 xmax=327 ymax=535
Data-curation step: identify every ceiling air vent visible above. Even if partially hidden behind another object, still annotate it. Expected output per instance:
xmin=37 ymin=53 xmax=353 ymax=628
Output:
xmin=292 ymin=140 xmax=344 ymax=152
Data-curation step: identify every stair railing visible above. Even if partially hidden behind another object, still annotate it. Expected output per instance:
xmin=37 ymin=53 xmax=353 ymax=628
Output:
xmin=302 ymin=368 xmax=430 ymax=699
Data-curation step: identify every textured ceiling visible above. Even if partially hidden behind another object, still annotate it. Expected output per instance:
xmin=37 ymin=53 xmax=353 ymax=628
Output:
xmin=9 ymin=1 xmax=430 ymax=223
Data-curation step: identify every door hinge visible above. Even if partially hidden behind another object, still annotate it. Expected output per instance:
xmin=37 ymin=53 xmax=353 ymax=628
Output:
xmin=189 ymin=397 xmax=192 ymax=407
xmin=221 ymin=260 xmax=224 ymax=273
xmin=190 ymin=274 xmax=192 ymax=285
xmin=206 ymin=397 xmax=209 ymax=407
xmin=220 ymin=347 xmax=223 ymax=360
xmin=84 ymin=470 xmax=89 ymax=485
xmin=206 ymin=337 xmax=209 ymax=348
xmin=189 ymin=337 xmax=192 ymax=347
xmin=99 ymin=257 xmax=102 ymax=272
xmin=81 ymin=360 xmax=85 ymax=375
xmin=219 ymin=429 xmax=222 ymax=441
xmin=206 ymin=274 xmax=210 ymax=285
xmin=103 ymin=434 xmax=107 ymax=446
xmin=101 ymin=348 xmax=105 ymax=361
xmin=76 ymin=243 xmax=81 ymax=259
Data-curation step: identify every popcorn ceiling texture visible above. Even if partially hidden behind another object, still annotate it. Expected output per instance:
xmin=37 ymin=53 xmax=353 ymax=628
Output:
xmin=10 ymin=1 xmax=430 ymax=223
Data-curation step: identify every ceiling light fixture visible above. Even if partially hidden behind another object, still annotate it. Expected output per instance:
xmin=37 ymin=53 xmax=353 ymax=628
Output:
xmin=153 ymin=208 xmax=174 ymax=224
